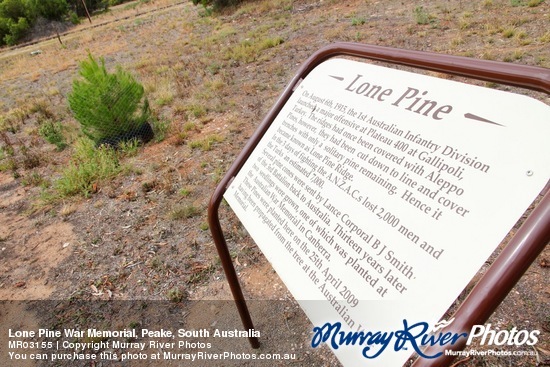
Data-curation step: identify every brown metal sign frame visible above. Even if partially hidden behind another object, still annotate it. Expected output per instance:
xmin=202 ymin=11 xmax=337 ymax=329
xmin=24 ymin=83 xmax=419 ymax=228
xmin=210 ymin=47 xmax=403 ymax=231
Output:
xmin=207 ymin=42 xmax=550 ymax=366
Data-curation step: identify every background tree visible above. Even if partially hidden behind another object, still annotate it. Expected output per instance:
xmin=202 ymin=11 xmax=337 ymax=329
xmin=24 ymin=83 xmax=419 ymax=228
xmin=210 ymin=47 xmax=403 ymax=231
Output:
xmin=27 ymin=0 xmax=69 ymax=21
xmin=0 ymin=0 xmax=141 ymax=46
xmin=0 ymin=0 xmax=32 ymax=45
xmin=66 ymin=0 xmax=108 ymax=17
xmin=0 ymin=0 xmax=29 ymax=20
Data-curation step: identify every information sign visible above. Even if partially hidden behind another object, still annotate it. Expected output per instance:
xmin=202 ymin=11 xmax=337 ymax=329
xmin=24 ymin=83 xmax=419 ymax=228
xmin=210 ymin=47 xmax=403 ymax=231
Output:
xmin=223 ymin=58 xmax=550 ymax=366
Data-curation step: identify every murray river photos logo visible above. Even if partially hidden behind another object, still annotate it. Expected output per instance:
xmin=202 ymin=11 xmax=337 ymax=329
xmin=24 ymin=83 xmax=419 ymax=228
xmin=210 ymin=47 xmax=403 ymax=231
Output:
xmin=310 ymin=318 xmax=540 ymax=360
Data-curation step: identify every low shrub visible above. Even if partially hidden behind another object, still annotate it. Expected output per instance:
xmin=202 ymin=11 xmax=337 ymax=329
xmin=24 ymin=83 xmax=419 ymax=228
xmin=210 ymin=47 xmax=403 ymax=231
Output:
xmin=38 ymin=119 xmax=67 ymax=151
xmin=54 ymin=138 xmax=120 ymax=198
xmin=68 ymin=53 xmax=153 ymax=146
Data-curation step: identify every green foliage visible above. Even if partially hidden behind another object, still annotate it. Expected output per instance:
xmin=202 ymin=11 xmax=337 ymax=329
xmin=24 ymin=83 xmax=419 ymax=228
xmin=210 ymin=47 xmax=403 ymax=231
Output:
xmin=0 ymin=0 xmax=29 ymax=20
xmin=413 ymin=6 xmax=435 ymax=25
xmin=0 ymin=0 xmax=30 ymax=45
xmin=53 ymin=138 xmax=120 ymax=198
xmin=0 ymin=0 xmax=32 ymax=45
xmin=169 ymin=204 xmax=201 ymax=220
xmin=67 ymin=0 xmax=109 ymax=17
xmin=4 ymin=16 xmax=29 ymax=45
xmin=351 ymin=17 xmax=366 ymax=26
xmin=68 ymin=10 xmax=79 ymax=24
xmin=150 ymin=117 xmax=170 ymax=143
xmin=191 ymin=0 xmax=244 ymax=12
xmin=0 ymin=0 xmax=30 ymax=46
xmin=117 ymin=138 xmax=139 ymax=156
xmin=224 ymin=36 xmax=284 ymax=63
xmin=21 ymin=171 xmax=47 ymax=187
xmin=179 ymin=187 xmax=191 ymax=197
xmin=28 ymin=0 xmax=69 ymax=21
xmin=0 ymin=17 xmax=8 ymax=43
xmin=0 ymin=0 xmax=139 ymax=45
xmin=188 ymin=134 xmax=223 ymax=151
xmin=38 ymin=119 xmax=67 ymax=151
xmin=0 ymin=157 xmax=18 ymax=176
xmin=68 ymin=54 xmax=151 ymax=145
xmin=166 ymin=287 xmax=185 ymax=302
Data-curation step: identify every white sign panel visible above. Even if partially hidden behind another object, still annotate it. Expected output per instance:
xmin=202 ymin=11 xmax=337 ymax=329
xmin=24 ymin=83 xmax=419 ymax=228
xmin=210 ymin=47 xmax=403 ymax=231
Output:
xmin=224 ymin=58 xmax=550 ymax=366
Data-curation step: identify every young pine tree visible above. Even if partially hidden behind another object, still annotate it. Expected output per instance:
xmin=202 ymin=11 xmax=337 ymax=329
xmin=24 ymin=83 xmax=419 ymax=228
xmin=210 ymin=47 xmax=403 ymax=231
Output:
xmin=68 ymin=54 xmax=152 ymax=146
